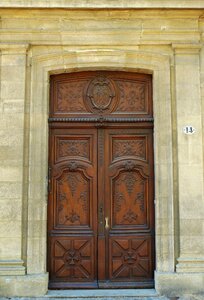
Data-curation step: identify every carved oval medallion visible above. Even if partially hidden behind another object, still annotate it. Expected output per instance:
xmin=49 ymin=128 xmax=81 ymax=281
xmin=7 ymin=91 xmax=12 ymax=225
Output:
xmin=84 ymin=76 xmax=118 ymax=113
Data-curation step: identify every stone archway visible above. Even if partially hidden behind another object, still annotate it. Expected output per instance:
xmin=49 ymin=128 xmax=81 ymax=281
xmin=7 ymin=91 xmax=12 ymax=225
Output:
xmin=27 ymin=49 xmax=173 ymax=293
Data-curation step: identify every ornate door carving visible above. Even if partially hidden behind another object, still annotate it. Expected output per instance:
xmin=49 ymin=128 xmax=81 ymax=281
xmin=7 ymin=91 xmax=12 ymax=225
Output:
xmin=48 ymin=71 xmax=154 ymax=289
xmin=102 ymin=128 xmax=154 ymax=287
xmin=48 ymin=129 xmax=98 ymax=288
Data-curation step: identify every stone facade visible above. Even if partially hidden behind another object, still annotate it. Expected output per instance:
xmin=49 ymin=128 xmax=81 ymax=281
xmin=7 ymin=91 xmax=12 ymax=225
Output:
xmin=0 ymin=2 xmax=204 ymax=298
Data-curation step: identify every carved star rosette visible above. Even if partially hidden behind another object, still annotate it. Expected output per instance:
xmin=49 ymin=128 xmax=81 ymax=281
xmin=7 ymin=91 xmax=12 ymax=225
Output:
xmin=84 ymin=75 xmax=118 ymax=114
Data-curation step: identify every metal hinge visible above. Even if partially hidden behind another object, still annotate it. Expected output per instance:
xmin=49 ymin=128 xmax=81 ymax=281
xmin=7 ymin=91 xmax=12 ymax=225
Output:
xmin=47 ymin=166 xmax=52 ymax=193
xmin=150 ymin=228 xmax=155 ymax=235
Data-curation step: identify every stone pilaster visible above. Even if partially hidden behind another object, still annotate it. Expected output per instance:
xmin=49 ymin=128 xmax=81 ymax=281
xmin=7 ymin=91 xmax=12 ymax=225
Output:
xmin=172 ymin=43 xmax=204 ymax=273
xmin=0 ymin=43 xmax=29 ymax=275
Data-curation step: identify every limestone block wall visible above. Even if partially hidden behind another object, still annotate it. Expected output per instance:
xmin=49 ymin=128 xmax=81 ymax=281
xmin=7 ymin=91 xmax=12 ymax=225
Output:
xmin=174 ymin=45 xmax=204 ymax=273
xmin=0 ymin=7 xmax=204 ymax=297
xmin=0 ymin=45 xmax=27 ymax=275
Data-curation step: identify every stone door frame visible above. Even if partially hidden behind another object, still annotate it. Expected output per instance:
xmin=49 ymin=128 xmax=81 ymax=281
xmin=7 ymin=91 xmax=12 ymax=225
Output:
xmin=27 ymin=48 xmax=174 ymax=292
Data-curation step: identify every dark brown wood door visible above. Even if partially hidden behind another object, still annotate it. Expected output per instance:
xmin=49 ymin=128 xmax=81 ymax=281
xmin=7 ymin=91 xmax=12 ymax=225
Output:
xmin=48 ymin=71 xmax=154 ymax=289
xmin=48 ymin=128 xmax=98 ymax=288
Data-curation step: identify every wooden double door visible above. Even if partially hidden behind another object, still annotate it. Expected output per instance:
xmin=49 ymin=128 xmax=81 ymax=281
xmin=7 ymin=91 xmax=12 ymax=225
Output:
xmin=47 ymin=72 xmax=155 ymax=289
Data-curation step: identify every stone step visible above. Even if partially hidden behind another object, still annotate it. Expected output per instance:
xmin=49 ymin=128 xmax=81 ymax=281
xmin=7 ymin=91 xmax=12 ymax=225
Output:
xmin=3 ymin=289 xmax=170 ymax=300
xmin=5 ymin=296 xmax=169 ymax=300
xmin=26 ymin=296 xmax=169 ymax=300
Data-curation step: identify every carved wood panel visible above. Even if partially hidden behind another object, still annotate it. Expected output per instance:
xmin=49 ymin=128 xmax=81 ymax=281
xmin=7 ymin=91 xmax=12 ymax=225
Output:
xmin=109 ymin=236 xmax=153 ymax=281
xmin=48 ymin=128 xmax=97 ymax=288
xmin=50 ymin=236 xmax=95 ymax=282
xmin=84 ymin=76 xmax=118 ymax=114
xmin=55 ymin=80 xmax=88 ymax=113
xmin=115 ymin=80 xmax=147 ymax=113
xmin=50 ymin=72 xmax=152 ymax=118
xmin=103 ymin=128 xmax=154 ymax=287
xmin=112 ymin=170 xmax=147 ymax=227
xmin=56 ymin=135 xmax=91 ymax=163
xmin=56 ymin=170 xmax=90 ymax=227
xmin=112 ymin=136 xmax=147 ymax=161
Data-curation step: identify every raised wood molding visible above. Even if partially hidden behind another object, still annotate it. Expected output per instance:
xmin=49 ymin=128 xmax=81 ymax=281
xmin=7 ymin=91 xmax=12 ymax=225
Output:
xmin=49 ymin=117 xmax=154 ymax=123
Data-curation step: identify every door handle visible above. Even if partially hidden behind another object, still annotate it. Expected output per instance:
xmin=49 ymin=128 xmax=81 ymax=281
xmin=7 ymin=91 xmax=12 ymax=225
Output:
xmin=105 ymin=217 xmax=109 ymax=229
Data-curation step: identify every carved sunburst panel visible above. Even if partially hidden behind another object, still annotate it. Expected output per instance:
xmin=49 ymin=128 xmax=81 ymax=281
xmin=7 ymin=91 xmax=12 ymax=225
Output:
xmin=52 ymin=237 xmax=94 ymax=281
xmin=110 ymin=236 xmax=152 ymax=280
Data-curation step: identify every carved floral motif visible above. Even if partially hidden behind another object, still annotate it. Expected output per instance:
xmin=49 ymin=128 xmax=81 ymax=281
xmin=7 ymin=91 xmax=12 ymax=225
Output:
xmin=79 ymin=191 xmax=88 ymax=212
xmin=57 ymin=172 xmax=89 ymax=225
xmin=116 ymin=81 xmax=146 ymax=112
xmin=124 ymin=160 xmax=137 ymax=171
xmin=114 ymin=192 xmax=125 ymax=212
xmin=122 ymin=209 xmax=138 ymax=223
xmin=123 ymin=251 xmax=137 ymax=264
xmin=113 ymin=171 xmax=145 ymax=225
xmin=57 ymin=82 xmax=87 ymax=112
xmin=113 ymin=139 xmax=145 ymax=160
xmin=58 ymin=139 xmax=89 ymax=160
xmin=67 ymin=173 xmax=80 ymax=196
xmin=65 ymin=209 xmax=80 ymax=224
xmin=65 ymin=249 xmax=81 ymax=265
xmin=135 ymin=191 xmax=145 ymax=212
xmin=67 ymin=161 xmax=78 ymax=171
xmin=123 ymin=173 xmax=137 ymax=195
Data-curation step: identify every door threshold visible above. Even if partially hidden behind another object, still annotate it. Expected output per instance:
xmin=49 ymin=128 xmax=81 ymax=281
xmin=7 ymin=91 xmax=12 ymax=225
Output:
xmin=46 ymin=289 xmax=160 ymax=298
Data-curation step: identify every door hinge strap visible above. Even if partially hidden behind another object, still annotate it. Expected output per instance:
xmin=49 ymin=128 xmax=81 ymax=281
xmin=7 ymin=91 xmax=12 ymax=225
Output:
xmin=48 ymin=166 xmax=52 ymax=193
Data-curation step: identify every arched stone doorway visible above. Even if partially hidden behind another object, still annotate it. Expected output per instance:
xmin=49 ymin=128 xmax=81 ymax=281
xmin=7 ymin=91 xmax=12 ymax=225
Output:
xmin=27 ymin=49 xmax=173 ymax=294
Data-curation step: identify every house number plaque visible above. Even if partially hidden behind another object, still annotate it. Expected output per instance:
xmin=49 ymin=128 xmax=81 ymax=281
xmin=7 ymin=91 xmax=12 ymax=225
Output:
xmin=183 ymin=126 xmax=196 ymax=135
